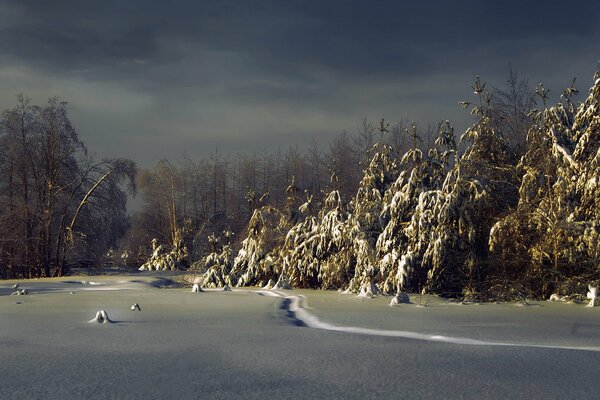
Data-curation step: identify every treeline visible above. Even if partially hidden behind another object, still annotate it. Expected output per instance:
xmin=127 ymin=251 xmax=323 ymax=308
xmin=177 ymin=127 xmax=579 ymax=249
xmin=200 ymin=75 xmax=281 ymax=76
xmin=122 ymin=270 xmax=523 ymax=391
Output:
xmin=120 ymin=118 xmax=437 ymax=266
xmin=196 ymin=69 xmax=600 ymax=300
xmin=0 ymin=96 xmax=136 ymax=278
xmin=3 ymin=66 xmax=598 ymax=301
xmin=0 ymin=94 xmax=433 ymax=278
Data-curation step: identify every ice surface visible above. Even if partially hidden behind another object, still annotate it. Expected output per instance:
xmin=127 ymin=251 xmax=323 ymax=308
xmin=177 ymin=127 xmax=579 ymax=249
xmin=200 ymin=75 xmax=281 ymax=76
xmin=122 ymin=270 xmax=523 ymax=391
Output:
xmin=276 ymin=291 xmax=600 ymax=352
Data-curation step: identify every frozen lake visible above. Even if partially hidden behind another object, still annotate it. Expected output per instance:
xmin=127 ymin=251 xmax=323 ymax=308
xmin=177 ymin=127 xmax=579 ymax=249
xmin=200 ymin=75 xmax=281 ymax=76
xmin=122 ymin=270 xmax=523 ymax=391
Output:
xmin=1 ymin=273 xmax=599 ymax=399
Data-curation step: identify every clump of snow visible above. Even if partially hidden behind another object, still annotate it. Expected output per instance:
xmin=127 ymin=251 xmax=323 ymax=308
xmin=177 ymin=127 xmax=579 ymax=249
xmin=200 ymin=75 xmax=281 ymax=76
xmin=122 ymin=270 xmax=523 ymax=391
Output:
xmin=90 ymin=310 xmax=111 ymax=323
xmin=586 ymin=286 xmax=598 ymax=307
xmin=548 ymin=294 xmax=563 ymax=302
xmin=131 ymin=303 xmax=141 ymax=311
xmin=389 ymin=292 xmax=410 ymax=305
xmin=192 ymin=283 xmax=203 ymax=293
xmin=357 ymin=281 xmax=380 ymax=298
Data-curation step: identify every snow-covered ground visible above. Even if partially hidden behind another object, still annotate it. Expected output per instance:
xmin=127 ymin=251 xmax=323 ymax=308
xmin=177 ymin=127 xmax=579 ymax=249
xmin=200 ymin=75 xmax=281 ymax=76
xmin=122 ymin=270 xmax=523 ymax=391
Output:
xmin=1 ymin=273 xmax=599 ymax=399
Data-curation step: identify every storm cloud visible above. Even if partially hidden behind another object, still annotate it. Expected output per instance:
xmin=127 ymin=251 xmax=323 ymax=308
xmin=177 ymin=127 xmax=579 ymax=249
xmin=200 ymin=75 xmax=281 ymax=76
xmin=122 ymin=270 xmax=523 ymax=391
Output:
xmin=0 ymin=0 xmax=598 ymax=166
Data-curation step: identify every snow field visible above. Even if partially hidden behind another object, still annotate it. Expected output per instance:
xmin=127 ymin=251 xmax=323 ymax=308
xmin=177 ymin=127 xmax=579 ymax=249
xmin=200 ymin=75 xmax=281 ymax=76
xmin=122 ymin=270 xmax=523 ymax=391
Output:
xmin=2 ymin=274 xmax=600 ymax=399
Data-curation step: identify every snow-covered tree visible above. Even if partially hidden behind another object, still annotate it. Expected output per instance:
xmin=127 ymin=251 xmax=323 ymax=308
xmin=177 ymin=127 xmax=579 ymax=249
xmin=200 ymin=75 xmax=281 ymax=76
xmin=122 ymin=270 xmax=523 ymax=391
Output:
xmin=378 ymin=121 xmax=457 ymax=293
xmin=422 ymin=77 xmax=519 ymax=298
xmin=201 ymin=231 xmax=235 ymax=287
xmin=345 ymin=136 xmax=398 ymax=294
xmin=228 ymin=206 xmax=287 ymax=287
xmin=139 ymin=228 xmax=189 ymax=271
xmin=208 ymin=69 xmax=599 ymax=302
xmin=282 ymin=187 xmax=352 ymax=289
xmin=490 ymin=73 xmax=600 ymax=298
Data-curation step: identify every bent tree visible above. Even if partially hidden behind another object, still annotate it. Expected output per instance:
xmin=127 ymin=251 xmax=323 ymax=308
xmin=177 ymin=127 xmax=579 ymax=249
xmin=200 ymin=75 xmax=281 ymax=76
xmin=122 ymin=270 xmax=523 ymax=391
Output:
xmin=0 ymin=96 xmax=136 ymax=278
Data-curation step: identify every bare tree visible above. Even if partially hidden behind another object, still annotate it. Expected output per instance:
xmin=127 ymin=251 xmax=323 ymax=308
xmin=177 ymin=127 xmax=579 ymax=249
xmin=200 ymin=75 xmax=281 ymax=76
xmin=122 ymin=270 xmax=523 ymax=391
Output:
xmin=490 ymin=65 xmax=536 ymax=160
xmin=0 ymin=96 xmax=136 ymax=278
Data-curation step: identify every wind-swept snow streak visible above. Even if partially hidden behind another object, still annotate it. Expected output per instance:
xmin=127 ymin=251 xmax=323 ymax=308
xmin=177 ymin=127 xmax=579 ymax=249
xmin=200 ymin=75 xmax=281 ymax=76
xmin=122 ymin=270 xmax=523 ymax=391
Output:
xmin=268 ymin=291 xmax=600 ymax=353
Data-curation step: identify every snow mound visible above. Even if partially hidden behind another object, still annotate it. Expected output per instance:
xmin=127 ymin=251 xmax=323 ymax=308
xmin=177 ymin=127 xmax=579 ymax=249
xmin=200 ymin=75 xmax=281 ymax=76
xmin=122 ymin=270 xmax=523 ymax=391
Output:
xmin=586 ymin=286 xmax=598 ymax=307
xmin=89 ymin=310 xmax=111 ymax=323
xmin=192 ymin=283 xmax=203 ymax=293
xmin=357 ymin=282 xmax=380 ymax=298
xmin=548 ymin=294 xmax=563 ymax=302
xmin=389 ymin=292 xmax=410 ymax=305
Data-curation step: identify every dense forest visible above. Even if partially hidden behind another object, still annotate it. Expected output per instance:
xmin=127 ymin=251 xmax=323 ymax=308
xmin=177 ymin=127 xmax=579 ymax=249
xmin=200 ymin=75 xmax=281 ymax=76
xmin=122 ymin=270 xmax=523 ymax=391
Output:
xmin=1 ymin=68 xmax=599 ymax=300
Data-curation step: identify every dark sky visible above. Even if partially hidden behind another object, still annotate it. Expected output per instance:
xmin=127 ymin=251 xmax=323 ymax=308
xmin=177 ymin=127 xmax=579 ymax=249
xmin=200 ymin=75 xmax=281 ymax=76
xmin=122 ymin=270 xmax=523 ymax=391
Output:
xmin=1 ymin=0 xmax=598 ymax=167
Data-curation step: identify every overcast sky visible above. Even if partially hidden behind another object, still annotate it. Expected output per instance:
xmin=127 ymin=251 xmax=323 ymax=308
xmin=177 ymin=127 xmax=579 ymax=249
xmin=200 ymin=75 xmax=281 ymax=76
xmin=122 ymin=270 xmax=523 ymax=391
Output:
xmin=0 ymin=0 xmax=598 ymax=167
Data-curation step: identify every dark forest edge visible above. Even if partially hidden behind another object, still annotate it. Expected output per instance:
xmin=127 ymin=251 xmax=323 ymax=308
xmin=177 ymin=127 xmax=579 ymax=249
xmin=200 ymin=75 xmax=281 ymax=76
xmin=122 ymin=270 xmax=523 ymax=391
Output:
xmin=1 ymin=66 xmax=599 ymax=302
